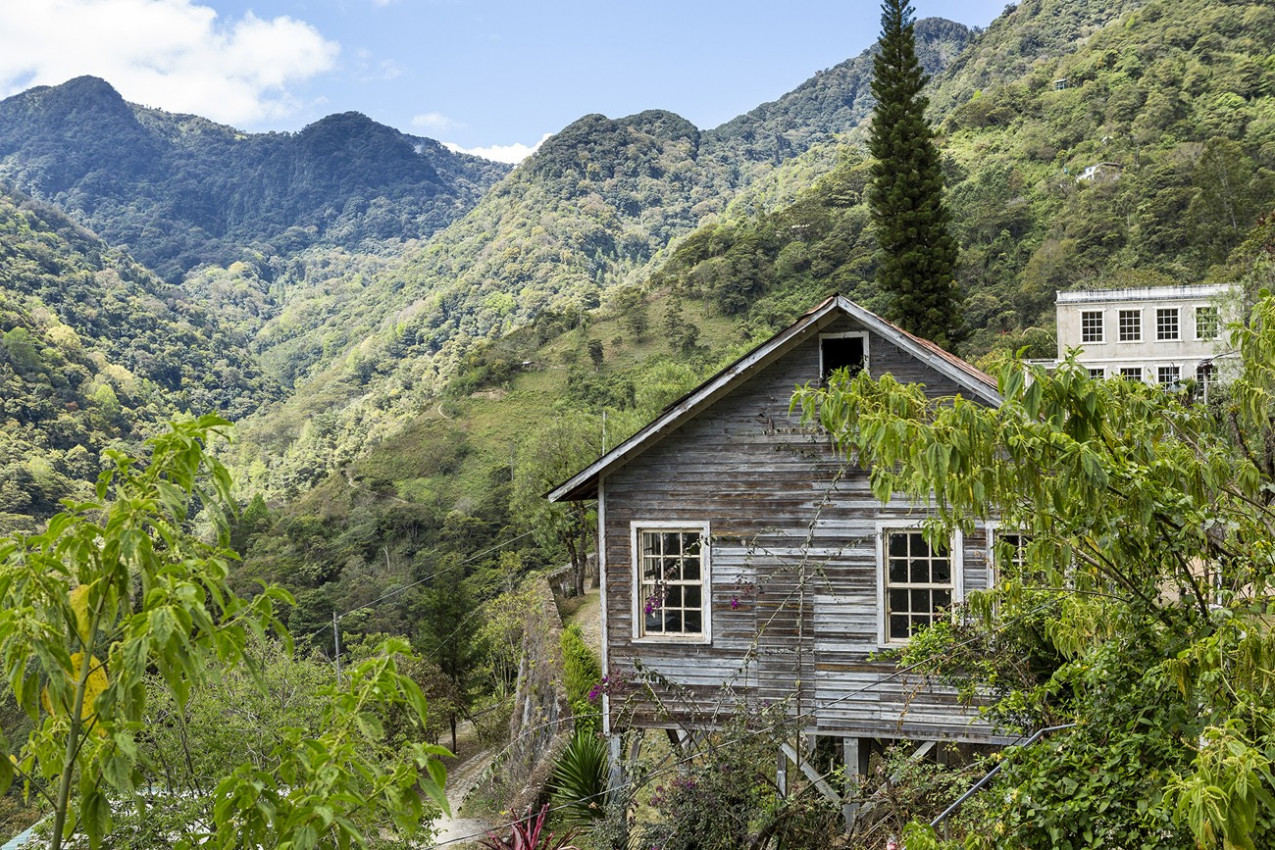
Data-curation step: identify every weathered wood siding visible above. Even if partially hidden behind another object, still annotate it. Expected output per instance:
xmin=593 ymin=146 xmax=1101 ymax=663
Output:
xmin=602 ymin=315 xmax=999 ymax=742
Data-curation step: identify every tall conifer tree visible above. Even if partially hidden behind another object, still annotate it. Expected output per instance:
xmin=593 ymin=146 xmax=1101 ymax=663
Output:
xmin=868 ymin=0 xmax=960 ymax=348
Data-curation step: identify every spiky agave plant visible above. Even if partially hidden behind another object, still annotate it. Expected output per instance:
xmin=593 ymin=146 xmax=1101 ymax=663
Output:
xmin=479 ymin=804 xmax=580 ymax=850
xmin=550 ymin=730 xmax=611 ymax=823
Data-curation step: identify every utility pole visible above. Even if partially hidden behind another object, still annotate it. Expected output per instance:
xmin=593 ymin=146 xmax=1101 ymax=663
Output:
xmin=333 ymin=611 xmax=342 ymax=684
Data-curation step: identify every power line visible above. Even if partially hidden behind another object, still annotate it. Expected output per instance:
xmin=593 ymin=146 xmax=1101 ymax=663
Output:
xmin=309 ymin=529 xmax=537 ymax=641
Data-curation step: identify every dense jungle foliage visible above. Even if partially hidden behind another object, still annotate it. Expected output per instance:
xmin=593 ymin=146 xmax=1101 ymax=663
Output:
xmin=0 ymin=190 xmax=276 ymax=532
xmin=2 ymin=0 xmax=1273 ymax=655
xmin=1 ymin=2 xmax=1275 ymax=842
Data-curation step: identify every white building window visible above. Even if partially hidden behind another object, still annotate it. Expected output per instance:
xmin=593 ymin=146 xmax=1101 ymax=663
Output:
xmin=1120 ymin=367 xmax=1143 ymax=381
xmin=878 ymin=526 xmax=962 ymax=643
xmin=1196 ymin=306 xmax=1220 ymax=340
xmin=1158 ymin=365 xmax=1180 ymax=387
xmin=1088 ymin=368 xmax=1105 ymax=379
xmin=1156 ymin=308 xmax=1180 ymax=341
xmin=1118 ymin=310 xmax=1142 ymax=342
xmin=632 ymin=522 xmax=711 ymax=642
xmin=1080 ymin=311 xmax=1104 ymax=343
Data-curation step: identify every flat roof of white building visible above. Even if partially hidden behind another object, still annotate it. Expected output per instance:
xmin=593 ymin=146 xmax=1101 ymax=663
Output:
xmin=1057 ymin=283 xmax=1233 ymax=304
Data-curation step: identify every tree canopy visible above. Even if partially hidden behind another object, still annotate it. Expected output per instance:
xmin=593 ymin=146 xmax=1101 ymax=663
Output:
xmin=0 ymin=417 xmax=447 ymax=849
xmin=868 ymin=0 xmax=960 ymax=348
xmin=794 ymin=289 xmax=1275 ymax=848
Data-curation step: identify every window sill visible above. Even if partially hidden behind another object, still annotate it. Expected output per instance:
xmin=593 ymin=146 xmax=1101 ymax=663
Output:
xmin=632 ymin=634 xmax=712 ymax=646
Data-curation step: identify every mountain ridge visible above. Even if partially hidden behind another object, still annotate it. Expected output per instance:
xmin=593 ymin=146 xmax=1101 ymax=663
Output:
xmin=0 ymin=78 xmax=512 ymax=280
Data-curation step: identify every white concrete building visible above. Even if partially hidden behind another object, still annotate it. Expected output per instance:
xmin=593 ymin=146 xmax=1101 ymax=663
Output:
xmin=1055 ymin=284 xmax=1237 ymax=387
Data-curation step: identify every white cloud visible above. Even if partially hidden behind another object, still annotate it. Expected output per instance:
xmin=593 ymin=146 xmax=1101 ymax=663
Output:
xmin=444 ymin=134 xmax=551 ymax=165
xmin=412 ymin=112 xmax=462 ymax=133
xmin=0 ymin=0 xmax=339 ymax=126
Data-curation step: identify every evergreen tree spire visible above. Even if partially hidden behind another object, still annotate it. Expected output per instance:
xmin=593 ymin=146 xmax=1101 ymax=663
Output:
xmin=868 ymin=0 xmax=961 ymax=349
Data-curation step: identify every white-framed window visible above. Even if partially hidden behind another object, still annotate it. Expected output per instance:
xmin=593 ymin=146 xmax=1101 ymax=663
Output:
xmin=819 ymin=331 xmax=869 ymax=384
xmin=1156 ymin=308 xmax=1180 ymax=341
xmin=1195 ymin=306 xmax=1220 ymax=340
xmin=1157 ymin=365 xmax=1180 ymax=387
xmin=1080 ymin=311 xmax=1104 ymax=343
xmin=1087 ymin=368 xmax=1105 ymax=379
xmin=1118 ymin=310 xmax=1142 ymax=342
xmin=877 ymin=524 xmax=963 ymax=644
xmin=1120 ymin=366 xmax=1143 ymax=381
xmin=631 ymin=521 xmax=711 ymax=643
xmin=987 ymin=525 xmax=1029 ymax=584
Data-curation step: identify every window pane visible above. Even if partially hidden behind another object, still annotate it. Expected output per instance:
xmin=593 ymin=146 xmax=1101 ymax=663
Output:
xmin=889 ymin=558 xmax=908 ymax=584
xmin=1081 ymin=311 xmax=1103 ymax=343
xmin=1119 ymin=310 xmax=1141 ymax=341
xmin=664 ymin=557 xmax=682 ymax=582
xmin=883 ymin=527 xmax=955 ymax=641
xmin=642 ymin=559 xmax=660 ymax=582
xmin=932 ymin=557 xmax=951 ymax=583
xmin=682 ymin=558 xmax=700 ymax=581
xmin=636 ymin=526 xmax=706 ymax=638
xmin=889 ymin=615 xmax=909 ymax=640
xmin=910 ymin=559 xmax=929 ymax=583
xmin=1196 ymin=306 xmax=1219 ymax=339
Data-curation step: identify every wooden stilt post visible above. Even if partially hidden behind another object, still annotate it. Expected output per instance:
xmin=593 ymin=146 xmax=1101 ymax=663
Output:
xmin=843 ymin=737 xmax=862 ymax=834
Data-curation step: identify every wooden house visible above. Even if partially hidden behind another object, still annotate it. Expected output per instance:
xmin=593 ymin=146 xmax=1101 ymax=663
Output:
xmin=548 ymin=295 xmax=1011 ymax=794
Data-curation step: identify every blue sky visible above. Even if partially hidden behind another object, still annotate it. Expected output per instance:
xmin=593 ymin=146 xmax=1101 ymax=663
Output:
xmin=0 ymin=0 xmax=1008 ymax=162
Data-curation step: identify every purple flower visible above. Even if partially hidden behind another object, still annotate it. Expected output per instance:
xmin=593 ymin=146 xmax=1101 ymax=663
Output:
xmin=730 ymin=596 xmax=740 ymax=609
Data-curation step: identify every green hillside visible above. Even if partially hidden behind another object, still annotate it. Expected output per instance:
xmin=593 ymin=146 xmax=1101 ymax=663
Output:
xmin=657 ymin=0 xmax=1275 ymax=355
xmin=222 ymin=0 xmax=1275 ymax=652
xmin=219 ymin=19 xmax=974 ymax=500
xmin=0 ymin=76 xmax=510 ymax=281
xmin=0 ymin=187 xmax=278 ymax=530
xmin=2 ymin=0 xmax=1273 ymax=651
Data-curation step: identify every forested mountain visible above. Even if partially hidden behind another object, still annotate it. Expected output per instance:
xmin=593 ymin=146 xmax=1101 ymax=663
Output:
xmin=656 ymin=0 xmax=1275 ymax=352
xmin=0 ymin=187 xmax=277 ymax=530
xmin=220 ymin=18 xmax=975 ymax=489
xmin=706 ymin=17 xmax=972 ymax=167
xmin=1 ymin=0 xmax=1273 ymax=654
xmin=0 ymin=76 xmax=510 ymax=281
xmin=217 ymin=0 xmax=1275 ymax=645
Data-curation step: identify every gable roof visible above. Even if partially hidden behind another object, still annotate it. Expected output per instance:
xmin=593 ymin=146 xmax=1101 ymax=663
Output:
xmin=548 ymin=294 xmax=1001 ymax=502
